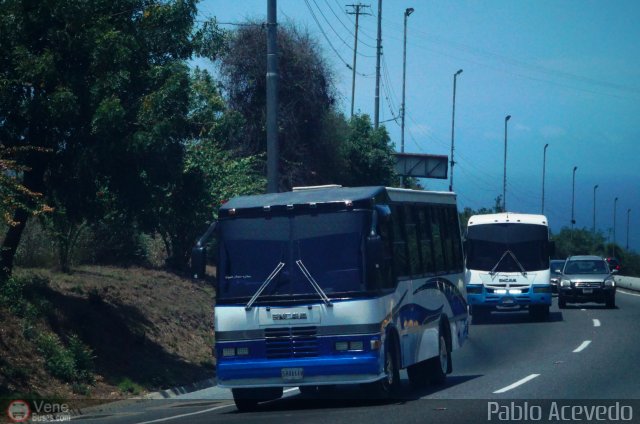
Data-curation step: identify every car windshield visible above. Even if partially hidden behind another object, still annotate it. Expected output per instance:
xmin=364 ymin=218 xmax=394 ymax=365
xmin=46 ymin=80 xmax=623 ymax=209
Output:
xmin=550 ymin=260 xmax=565 ymax=275
xmin=564 ymin=260 xmax=608 ymax=275
xmin=465 ymin=223 xmax=549 ymax=272
xmin=217 ymin=210 xmax=370 ymax=302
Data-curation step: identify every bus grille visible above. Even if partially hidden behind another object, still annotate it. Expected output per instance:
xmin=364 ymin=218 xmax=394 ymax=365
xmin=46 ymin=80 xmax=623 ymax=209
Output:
xmin=264 ymin=326 xmax=318 ymax=359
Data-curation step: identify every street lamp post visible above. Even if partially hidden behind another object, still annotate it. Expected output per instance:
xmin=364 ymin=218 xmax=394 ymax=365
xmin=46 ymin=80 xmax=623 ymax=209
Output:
xmin=592 ymin=184 xmax=599 ymax=233
xmin=449 ymin=69 xmax=463 ymax=192
xmin=613 ymin=197 xmax=619 ymax=255
xmin=627 ymin=209 xmax=631 ymax=250
xmin=541 ymin=143 xmax=549 ymax=214
xmin=400 ymin=7 xmax=414 ymax=155
xmin=503 ymin=115 xmax=511 ymax=211
xmin=571 ymin=166 xmax=577 ymax=230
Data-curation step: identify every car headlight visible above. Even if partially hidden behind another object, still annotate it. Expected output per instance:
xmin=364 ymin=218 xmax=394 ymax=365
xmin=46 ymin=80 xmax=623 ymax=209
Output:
xmin=604 ymin=278 xmax=615 ymax=287
xmin=560 ymin=279 xmax=572 ymax=287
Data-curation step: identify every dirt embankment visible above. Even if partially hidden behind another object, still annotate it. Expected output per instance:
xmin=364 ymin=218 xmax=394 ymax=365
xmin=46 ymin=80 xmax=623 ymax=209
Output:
xmin=0 ymin=265 xmax=215 ymax=403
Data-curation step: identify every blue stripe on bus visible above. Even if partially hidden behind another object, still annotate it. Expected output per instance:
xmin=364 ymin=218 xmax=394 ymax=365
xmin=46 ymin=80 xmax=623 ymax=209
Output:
xmin=216 ymin=354 xmax=380 ymax=382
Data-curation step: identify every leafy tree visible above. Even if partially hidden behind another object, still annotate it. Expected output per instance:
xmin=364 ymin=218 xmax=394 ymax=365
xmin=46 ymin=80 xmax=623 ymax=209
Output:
xmin=217 ymin=21 xmax=342 ymax=189
xmin=336 ymin=114 xmax=398 ymax=187
xmin=0 ymin=0 xmax=223 ymax=278
xmin=458 ymin=195 xmax=503 ymax=234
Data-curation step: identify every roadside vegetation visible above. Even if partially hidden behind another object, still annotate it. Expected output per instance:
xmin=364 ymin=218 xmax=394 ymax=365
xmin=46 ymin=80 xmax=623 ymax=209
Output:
xmin=1 ymin=0 xmax=637 ymax=405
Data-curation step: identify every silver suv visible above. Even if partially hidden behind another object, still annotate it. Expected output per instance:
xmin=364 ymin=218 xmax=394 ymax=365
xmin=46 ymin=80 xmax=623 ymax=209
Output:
xmin=558 ymin=255 xmax=616 ymax=308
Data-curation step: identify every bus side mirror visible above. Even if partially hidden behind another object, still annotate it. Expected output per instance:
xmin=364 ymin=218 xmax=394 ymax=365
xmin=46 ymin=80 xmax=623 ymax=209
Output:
xmin=192 ymin=246 xmax=207 ymax=279
xmin=366 ymin=235 xmax=384 ymax=273
xmin=549 ymin=241 xmax=556 ymax=256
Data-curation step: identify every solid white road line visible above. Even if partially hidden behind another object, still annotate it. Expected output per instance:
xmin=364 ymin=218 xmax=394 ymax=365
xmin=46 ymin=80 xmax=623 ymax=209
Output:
xmin=133 ymin=388 xmax=301 ymax=424
xmin=573 ymin=340 xmax=591 ymax=353
xmin=593 ymin=319 xmax=601 ymax=327
xmin=134 ymin=403 xmax=235 ymax=424
xmin=493 ymin=374 xmax=540 ymax=394
xmin=618 ymin=288 xmax=640 ymax=297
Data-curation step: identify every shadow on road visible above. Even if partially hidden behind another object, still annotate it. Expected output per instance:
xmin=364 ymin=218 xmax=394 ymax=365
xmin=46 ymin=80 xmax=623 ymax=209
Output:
xmin=223 ymin=375 xmax=483 ymax=413
xmin=471 ymin=311 xmax=564 ymax=325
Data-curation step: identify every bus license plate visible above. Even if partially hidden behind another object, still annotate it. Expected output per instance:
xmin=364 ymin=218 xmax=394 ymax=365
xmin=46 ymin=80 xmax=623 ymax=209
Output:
xmin=501 ymin=297 xmax=515 ymax=304
xmin=281 ymin=368 xmax=304 ymax=381
xmin=583 ymin=288 xmax=593 ymax=294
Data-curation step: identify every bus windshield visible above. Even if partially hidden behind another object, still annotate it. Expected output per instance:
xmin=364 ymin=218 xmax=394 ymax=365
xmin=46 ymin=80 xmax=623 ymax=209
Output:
xmin=217 ymin=210 xmax=370 ymax=303
xmin=465 ymin=223 xmax=549 ymax=272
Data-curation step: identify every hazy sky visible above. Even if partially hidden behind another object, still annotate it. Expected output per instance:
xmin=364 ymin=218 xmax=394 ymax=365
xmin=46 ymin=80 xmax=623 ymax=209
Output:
xmin=198 ymin=0 xmax=640 ymax=251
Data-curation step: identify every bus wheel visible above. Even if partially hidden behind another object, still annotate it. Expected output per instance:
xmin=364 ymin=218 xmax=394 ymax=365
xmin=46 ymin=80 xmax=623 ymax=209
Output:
xmin=232 ymin=387 xmax=283 ymax=412
xmin=558 ymin=296 xmax=567 ymax=309
xmin=529 ymin=305 xmax=550 ymax=321
xmin=369 ymin=339 xmax=400 ymax=397
xmin=471 ymin=306 xmax=489 ymax=324
xmin=426 ymin=332 xmax=449 ymax=385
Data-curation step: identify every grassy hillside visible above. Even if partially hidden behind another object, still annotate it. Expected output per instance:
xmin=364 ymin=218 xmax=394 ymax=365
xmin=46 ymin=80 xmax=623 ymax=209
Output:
xmin=0 ymin=266 xmax=215 ymax=402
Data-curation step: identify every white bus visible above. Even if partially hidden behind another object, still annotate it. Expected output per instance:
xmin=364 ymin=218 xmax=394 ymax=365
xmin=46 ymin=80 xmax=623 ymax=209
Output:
xmin=193 ymin=186 xmax=469 ymax=410
xmin=464 ymin=213 xmax=554 ymax=321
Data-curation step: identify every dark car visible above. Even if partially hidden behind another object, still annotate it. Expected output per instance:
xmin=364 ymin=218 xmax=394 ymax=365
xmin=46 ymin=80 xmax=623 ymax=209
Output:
xmin=558 ymin=255 xmax=617 ymax=308
xmin=550 ymin=259 xmax=565 ymax=293
xmin=605 ymin=257 xmax=621 ymax=272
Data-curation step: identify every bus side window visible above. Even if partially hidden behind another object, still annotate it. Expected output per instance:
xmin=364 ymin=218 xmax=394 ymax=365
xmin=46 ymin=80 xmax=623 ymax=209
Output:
xmin=431 ymin=206 xmax=446 ymax=274
xmin=448 ymin=206 xmax=464 ymax=272
xmin=376 ymin=208 xmax=396 ymax=289
xmin=404 ymin=204 xmax=422 ymax=277
xmin=390 ymin=204 xmax=410 ymax=279
xmin=418 ymin=207 xmax=435 ymax=274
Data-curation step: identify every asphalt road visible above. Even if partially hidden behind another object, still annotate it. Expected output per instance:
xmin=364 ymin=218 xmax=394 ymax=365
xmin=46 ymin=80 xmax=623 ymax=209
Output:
xmin=71 ymin=289 xmax=640 ymax=424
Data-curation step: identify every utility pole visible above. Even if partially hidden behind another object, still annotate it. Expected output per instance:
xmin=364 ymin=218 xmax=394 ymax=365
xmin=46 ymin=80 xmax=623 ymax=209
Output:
xmin=346 ymin=3 xmax=371 ymax=118
xmin=503 ymin=115 xmax=511 ymax=211
xmin=266 ymin=0 xmax=279 ymax=193
xmin=449 ymin=69 xmax=463 ymax=192
xmin=374 ymin=0 xmax=382 ymax=128
xmin=541 ymin=143 xmax=548 ymax=213
xmin=400 ymin=7 xmax=414 ymax=156
xmin=627 ymin=209 xmax=631 ymax=250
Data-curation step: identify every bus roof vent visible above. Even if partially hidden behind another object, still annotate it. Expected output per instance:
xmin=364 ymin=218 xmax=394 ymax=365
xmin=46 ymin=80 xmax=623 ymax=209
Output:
xmin=292 ymin=184 xmax=342 ymax=191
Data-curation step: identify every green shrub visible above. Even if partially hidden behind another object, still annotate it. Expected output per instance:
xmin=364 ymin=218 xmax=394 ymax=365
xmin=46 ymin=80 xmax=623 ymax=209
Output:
xmin=35 ymin=332 xmax=95 ymax=384
xmin=117 ymin=378 xmax=144 ymax=395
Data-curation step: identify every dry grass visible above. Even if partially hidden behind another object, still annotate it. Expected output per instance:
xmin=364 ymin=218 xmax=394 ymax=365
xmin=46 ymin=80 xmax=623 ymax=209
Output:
xmin=0 ymin=265 xmax=216 ymax=402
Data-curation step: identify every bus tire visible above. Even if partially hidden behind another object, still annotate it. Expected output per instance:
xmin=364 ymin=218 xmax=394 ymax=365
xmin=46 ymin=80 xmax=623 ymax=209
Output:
xmin=426 ymin=330 xmax=449 ymax=385
xmin=369 ymin=334 xmax=401 ymax=397
xmin=471 ymin=306 xmax=489 ymax=323
xmin=558 ymin=296 xmax=567 ymax=309
xmin=232 ymin=387 xmax=283 ymax=412
xmin=529 ymin=305 xmax=549 ymax=321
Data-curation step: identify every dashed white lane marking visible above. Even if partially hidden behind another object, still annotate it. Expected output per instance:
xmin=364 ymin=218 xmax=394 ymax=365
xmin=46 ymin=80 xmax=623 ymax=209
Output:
xmin=493 ymin=374 xmax=540 ymax=394
xmin=593 ymin=319 xmax=601 ymax=327
xmin=581 ymin=308 xmax=586 ymax=311
xmin=573 ymin=340 xmax=591 ymax=353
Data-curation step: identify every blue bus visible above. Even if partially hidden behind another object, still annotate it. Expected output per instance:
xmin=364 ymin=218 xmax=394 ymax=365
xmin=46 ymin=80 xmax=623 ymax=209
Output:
xmin=193 ymin=185 xmax=469 ymax=410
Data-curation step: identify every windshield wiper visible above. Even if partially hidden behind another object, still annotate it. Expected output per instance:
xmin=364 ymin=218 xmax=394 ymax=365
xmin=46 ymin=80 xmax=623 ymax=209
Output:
xmin=245 ymin=262 xmax=285 ymax=310
xmin=295 ymin=260 xmax=333 ymax=307
xmin=489 ymin=250 xmax=527 ymax=276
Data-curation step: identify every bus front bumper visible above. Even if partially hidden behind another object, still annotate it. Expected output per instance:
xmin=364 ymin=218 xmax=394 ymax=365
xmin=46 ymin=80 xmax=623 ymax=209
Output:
xmin=216 ymin=355 xmax=383 ymax=388
xmin=466 ymin=284 xmax=552 ymax=310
